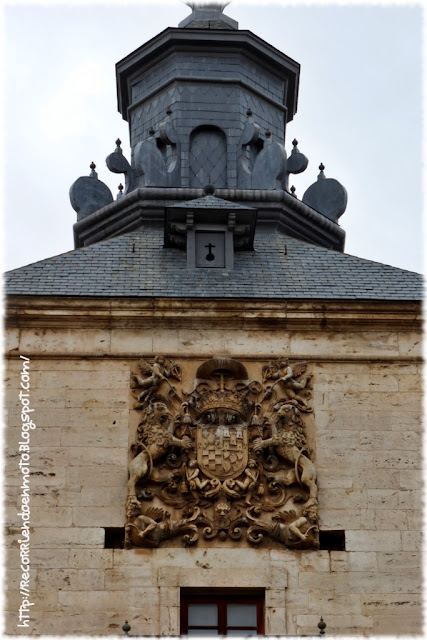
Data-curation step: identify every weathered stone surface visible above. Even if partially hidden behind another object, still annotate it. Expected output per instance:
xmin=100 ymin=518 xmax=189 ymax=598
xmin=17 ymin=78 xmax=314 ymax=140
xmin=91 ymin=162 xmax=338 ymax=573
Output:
xmin=30 ymin=527 xmax=104 ymax=548
xmin=69 ymin=549 xmax=113 ymax=569
xmin=346 ymin=531 xmax=401 ymax=552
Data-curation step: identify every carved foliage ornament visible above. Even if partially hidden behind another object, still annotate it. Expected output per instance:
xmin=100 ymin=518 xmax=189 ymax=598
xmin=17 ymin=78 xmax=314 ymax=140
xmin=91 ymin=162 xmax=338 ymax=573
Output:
xmin=125 ymin=357 xmax=318 ymax=549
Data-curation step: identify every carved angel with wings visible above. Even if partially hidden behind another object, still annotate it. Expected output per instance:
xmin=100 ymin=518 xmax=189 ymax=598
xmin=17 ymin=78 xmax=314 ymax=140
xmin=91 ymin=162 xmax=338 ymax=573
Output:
xmin=132 ymin=356 xmax=181 ymax=404
xmin=262 ymin=358 xmax=312 ymax=411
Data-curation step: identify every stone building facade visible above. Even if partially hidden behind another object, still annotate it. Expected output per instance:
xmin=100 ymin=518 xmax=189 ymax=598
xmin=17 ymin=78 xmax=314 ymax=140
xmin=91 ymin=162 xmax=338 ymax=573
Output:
xmin=5 ymin=4 xmax=422 ymax=636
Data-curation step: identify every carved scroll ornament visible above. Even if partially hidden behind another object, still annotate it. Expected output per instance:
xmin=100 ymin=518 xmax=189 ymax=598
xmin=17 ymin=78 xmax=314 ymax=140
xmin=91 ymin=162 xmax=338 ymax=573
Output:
xmin=125 ymin=356 xmax=318 ymax=549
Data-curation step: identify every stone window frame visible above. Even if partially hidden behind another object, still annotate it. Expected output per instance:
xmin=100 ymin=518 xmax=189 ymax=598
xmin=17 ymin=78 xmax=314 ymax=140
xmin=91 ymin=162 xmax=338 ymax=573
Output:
xmin=157 ymin=564 xmax=287 ymax=635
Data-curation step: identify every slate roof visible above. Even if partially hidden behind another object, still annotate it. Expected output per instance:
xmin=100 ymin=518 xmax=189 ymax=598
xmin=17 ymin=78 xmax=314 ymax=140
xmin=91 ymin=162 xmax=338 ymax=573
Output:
xmin=5 ymin=228 xmax=423 ymax=300
xmin=168 ymin=195 xmax=255 ymax=210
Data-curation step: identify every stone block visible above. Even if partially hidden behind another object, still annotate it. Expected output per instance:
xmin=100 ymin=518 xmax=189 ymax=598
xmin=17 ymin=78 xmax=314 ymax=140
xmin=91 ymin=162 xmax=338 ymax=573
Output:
xmin=319 ymin=508 xmax=360 ymax=530
xmin=373 ymin=614 xmax=423 ymax=635
xmin=330 ymin=551 xmax=377 ymax=573
xmin=377 ymin=552 xmax=419 ymax=571
xmin=5 ymin=328 xmax=20 ymax=355
xmin=307 ymin=592 xmax=362 ymax=614
xmin=360 ymin=430 xmax=421 ymax=451
xmin=29 ymin=506 xmax=73 ymax=528
xmin=72 ymin=506 xmax=125 ymax=527
xmin=65 ymin=388 xmax=128 ymax=409
xmin=317 ymin=489 xmax=366 ymax=510
xmin=4 ymin=610 xmax=42 ymax=635
xmin=374 ymin=509 xmax=408 ymax=530
xmin=35 ymin=369 xmax=129 ymax=389
xmin=290 ymin=331 xmax=399 ymax=358
xmin=159 ymin=586 xmax=179 ymax=608
xmin=76 ymin=569 xmax=105 ymax=590
xmin=402 ymin=531 xmax=422 ymax=551
xmin=265 ymin=605 xmax=286 ymax=635
xmin=159 ymin=605 xmax=179 ymax=635
xmin=298 ymin=572 xmax=349 ymax=591
xmin=57 ymin=487 xmax=82 ymax=506
xmin=19 ymin=329 xmax=111 ymax=356
xmin=36 ymin=568 xmax=79 ymax=591
xmin=30 ymin=527 xmax=104 ymax=549
xmin=399 ymin=470 xmax=423 ymax=489
xmin=374 ymin=450 xmax=421 ymax=469
xmin=346 ymin=530 xmax=401 ymax=552
xmin=348 ymin=570 xmax=421 ymax=594
xmin=69 ymin=447 xmax=127 ymax=468
xmin=177 ymin=329 xmax=226 ymax=355
xmin=104 ymin=567 xmax=152 ymax=590
xmin=81 ymin=486 xmax=127 ymax=507
xmin=61 ymin=424 xmax=127 ymax=448
xmin=316 ymin=449 xmax=373 ymax=469
xmin=397 ymin=331 xmax=422 ymax=357
xmin=297 ymin=614 xmax=373 ymax=633
xmin=361 ymin=592 xmax=422 ymax=614
xmin=113 ymin=548 xmax=152 ymax=567
xmin=69 ymin=549 xmax=113 ymax=569
xmin=110 ymin=330 xmax=153 ymax=355
xmin=66 ymin=466 xmax=127 ymax=488
xmin=41 ymin=613 xmax=107 ymax=635
xmin=224 ymin=330 xmax=290 ymax=356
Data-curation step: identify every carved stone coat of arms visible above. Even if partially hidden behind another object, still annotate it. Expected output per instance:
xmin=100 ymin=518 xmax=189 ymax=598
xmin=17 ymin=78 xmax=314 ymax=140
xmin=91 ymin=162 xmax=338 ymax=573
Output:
xmin=125 ymin=356 xmax=318 ymax=549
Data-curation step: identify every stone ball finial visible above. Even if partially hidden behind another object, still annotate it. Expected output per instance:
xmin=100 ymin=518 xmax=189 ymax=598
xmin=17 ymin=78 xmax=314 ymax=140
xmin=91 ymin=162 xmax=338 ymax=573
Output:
xmin=122 ymin=620 xmax=131 ymax=636
xmin=89 ymin=162 xmax=97 ymax=178
xmin=292 ymin=139 xmax=298 ymax=147
xmin=115 ymin=138 xmax=122 ymax=147
xmin=290 ymin=185 xmax=297 ymax=197
xmin=318 ymin=617 xmax=326 ymax=635
xmin=166 ymin=107 xmax=172 ymax=115
xmin=148 ymin=128 xmax=155 ymax=136
xmin=265 ymin=129 xmax=271 ymax=138
xmin=246 ymin=108 xmax=253 ymax=117
xmin=204 ymin=183 xmax=215 ymax=196
xmin=319 ymin=162 xmax=325 ymax=172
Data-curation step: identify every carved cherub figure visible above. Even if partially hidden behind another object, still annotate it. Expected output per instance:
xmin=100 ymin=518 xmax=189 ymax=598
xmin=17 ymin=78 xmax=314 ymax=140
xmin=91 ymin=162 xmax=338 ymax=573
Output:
xmin=263 ymin=359 xmax=311 ymax=410
xmin=271 ymin=504 xmax=318 ymax=545
xmin=233 ymin=459 xmax=263 ymax=505
xmin=183 ymin=460 xmax=211 ymax=501
xmin=127 ymin=401 xmax=193 ymax=497
xmin=132 ymin=356 xmax=181 ymax=405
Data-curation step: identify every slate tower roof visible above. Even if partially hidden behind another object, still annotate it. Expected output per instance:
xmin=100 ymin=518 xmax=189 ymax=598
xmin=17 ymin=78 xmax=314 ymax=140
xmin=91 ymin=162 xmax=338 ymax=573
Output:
xmin=5 ymin=3 xmax=422 ymax=301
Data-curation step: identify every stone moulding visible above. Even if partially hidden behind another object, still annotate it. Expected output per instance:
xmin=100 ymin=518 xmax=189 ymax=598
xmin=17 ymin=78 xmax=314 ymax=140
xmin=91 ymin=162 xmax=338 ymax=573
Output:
xmin=125 ymin=355 xmax=318 ymax=549
xmin=5 ymin=296 xmax=422 ymax=334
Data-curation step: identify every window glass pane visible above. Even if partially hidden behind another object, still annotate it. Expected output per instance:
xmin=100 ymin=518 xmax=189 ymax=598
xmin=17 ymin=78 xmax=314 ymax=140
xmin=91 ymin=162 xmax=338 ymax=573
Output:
xmin=187 ymin=629 xmax=219 ymax=636
xmin=227 ymin=630 xmax=257 ymax=636
xmin=188 ymin=603 xmax=218 ymax=626
xmin=227 ymin=604 xmax=257 ymax=626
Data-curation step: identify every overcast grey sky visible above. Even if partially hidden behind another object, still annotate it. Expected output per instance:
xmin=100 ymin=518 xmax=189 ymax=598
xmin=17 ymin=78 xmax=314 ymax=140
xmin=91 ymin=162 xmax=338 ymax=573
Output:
xmin=3 ymin=0 xmax=424 ymax=274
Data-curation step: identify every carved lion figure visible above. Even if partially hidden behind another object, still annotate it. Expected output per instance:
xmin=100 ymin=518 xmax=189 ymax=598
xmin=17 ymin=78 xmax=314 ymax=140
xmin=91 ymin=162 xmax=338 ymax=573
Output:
xmin=127 ymin=401 xmax=193 ymax=497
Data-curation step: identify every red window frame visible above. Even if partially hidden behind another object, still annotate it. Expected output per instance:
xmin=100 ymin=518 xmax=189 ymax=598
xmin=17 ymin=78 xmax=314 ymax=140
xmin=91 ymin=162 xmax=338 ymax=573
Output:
xmin=180 ymin=588 xmax=265 ymax=635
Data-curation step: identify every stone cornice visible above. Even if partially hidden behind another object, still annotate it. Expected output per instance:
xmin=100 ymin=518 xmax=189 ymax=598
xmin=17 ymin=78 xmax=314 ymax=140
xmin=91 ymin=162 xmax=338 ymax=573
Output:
xmin=5 ymin=296 xmax=422 ymax=332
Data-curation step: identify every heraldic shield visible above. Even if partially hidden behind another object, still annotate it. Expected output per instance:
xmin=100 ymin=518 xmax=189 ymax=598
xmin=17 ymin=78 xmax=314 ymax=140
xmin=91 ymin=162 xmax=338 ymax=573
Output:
xmin=197 ymin=421 xmax=249 ymax=481
xmin=126 ymin=356 xmax=319 ymax=550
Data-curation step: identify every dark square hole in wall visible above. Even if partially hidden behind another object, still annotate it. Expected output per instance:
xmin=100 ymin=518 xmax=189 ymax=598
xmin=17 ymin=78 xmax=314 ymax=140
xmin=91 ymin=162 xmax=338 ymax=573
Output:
xmin=104 ymin=527 xmax=125 ymax=549
xmin=319 ymin=530 xmax=346 ymax=551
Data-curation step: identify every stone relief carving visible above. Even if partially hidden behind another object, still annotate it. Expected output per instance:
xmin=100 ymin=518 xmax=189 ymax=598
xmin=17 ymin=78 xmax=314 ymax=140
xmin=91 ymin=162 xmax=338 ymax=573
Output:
xmin=125 ymin=357 xmax=318 ymax=549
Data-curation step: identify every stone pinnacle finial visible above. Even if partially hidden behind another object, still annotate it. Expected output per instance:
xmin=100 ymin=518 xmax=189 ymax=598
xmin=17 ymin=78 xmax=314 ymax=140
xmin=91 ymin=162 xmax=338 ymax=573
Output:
xmin=179 ymin=1 xmax=237 ymax=29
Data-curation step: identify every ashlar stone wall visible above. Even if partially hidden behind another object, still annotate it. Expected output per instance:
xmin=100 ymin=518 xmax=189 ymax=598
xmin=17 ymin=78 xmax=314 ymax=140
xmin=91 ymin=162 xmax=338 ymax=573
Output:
xmin=4 ymin=297 xmax=422 ymax=636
